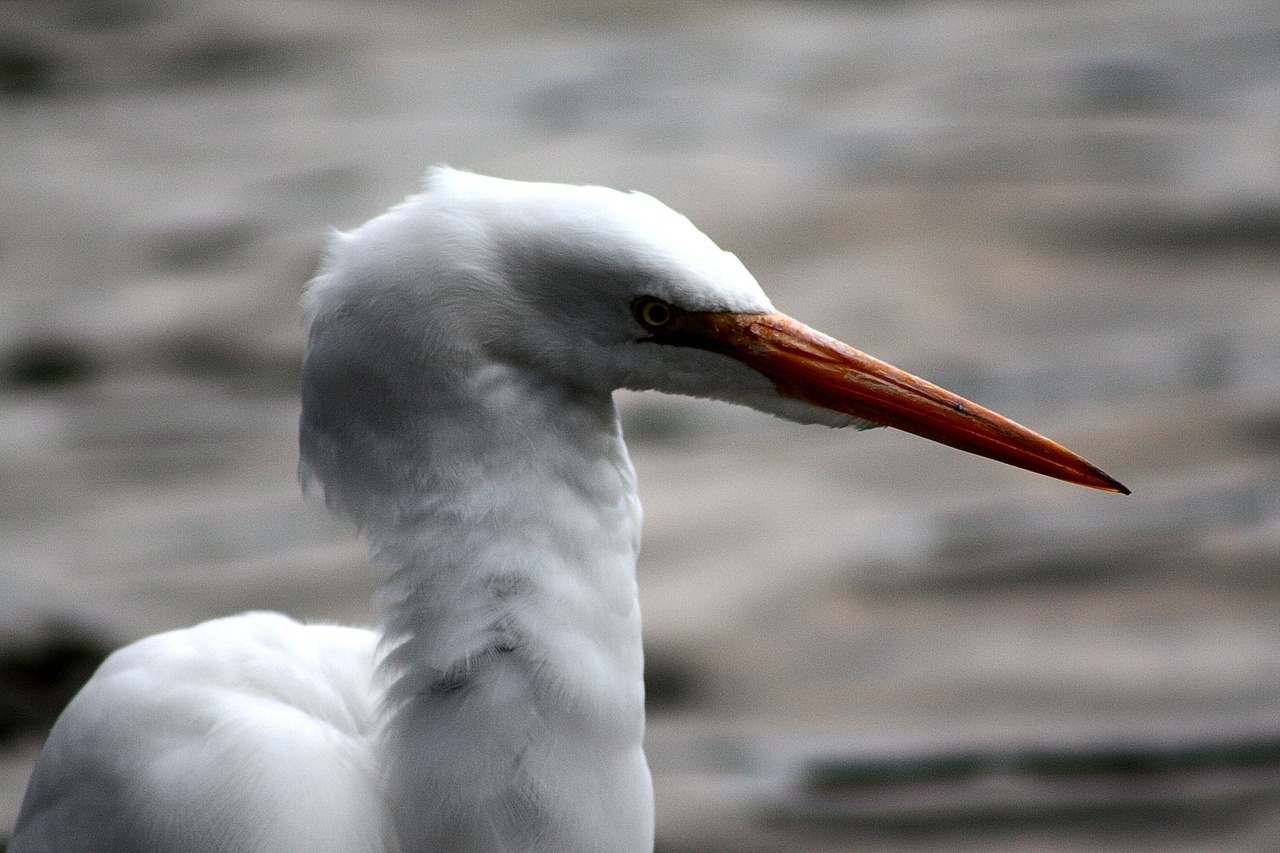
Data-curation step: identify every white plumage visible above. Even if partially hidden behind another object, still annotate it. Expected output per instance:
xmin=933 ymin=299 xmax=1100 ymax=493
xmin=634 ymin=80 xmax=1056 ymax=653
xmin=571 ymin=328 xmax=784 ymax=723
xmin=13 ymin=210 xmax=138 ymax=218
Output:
xmin=10 ymin=169 xmax=1124 ymax=853
xmin=14 ymin=614 xmax=389 ymax=852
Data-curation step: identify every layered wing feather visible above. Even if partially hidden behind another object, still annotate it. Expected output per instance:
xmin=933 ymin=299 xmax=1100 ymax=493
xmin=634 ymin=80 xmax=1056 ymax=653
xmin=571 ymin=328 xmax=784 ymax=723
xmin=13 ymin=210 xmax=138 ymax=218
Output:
xmin=10 ymin=612 xmax=394 ymax=853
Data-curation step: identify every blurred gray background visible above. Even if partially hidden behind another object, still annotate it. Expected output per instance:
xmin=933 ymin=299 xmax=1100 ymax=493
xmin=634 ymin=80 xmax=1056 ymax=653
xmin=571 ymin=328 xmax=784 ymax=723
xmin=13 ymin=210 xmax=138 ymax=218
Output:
xmin=2 ymin=0 xmax=1280 ymax=850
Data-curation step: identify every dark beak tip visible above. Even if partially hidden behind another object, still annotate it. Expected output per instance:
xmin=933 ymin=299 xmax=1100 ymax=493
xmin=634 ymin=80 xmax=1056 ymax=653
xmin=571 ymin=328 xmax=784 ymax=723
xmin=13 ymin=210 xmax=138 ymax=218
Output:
xmin=1105 ymin=475 xmax=1132 ymax=496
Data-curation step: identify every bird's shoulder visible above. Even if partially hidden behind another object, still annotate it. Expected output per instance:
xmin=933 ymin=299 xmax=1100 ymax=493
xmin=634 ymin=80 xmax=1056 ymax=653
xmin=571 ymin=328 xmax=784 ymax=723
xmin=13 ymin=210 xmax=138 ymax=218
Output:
xmin=96 ymin=611 xmax=382 ymax=717
xmin=10 ymin=612 xmax=394 ymax=853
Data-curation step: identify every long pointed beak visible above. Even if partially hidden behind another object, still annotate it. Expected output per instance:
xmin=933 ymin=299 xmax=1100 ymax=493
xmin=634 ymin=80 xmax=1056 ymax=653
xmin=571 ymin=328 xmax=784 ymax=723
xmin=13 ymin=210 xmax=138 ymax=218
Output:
xmin=677 ymin=310 xmax=1128 ymax=494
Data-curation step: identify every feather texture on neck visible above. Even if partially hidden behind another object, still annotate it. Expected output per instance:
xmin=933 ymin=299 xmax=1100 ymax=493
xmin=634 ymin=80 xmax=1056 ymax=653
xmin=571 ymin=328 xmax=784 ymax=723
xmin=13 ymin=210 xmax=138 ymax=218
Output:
xmin=300 ymin=317 xmax=651 ymax=851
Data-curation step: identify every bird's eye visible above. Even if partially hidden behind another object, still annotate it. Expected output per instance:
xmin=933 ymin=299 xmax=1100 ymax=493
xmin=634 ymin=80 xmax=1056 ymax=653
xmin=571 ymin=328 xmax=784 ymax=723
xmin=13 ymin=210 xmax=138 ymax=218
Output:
xmin=633 ymin=297 xmax=675 ymax=330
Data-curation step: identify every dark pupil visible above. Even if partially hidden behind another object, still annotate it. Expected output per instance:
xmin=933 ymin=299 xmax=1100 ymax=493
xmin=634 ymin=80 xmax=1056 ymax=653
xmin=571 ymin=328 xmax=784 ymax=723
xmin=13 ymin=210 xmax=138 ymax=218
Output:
xmin=642 ymin=302 xmax=670 ymax=327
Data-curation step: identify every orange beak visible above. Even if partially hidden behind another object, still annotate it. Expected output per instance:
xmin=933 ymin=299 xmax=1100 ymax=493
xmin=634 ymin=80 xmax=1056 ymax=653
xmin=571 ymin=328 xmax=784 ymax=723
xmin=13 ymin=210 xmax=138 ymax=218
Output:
xmin=676 ymin=310 xmax=1128 ymax=494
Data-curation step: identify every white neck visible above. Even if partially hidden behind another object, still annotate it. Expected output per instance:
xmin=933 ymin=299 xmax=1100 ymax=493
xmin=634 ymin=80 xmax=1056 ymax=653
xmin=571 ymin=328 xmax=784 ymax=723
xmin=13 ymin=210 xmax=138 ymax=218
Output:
xmin=306 ymin=348 xmax=652 ymax=852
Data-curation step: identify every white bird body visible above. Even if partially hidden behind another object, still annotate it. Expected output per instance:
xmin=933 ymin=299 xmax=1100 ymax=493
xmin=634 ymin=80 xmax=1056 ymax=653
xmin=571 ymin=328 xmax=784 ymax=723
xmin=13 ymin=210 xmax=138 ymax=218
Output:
xmin=13 ymin=613 xmax=390 ymax=852
xmin=10 ymin=169 xmax=1125 ymax=853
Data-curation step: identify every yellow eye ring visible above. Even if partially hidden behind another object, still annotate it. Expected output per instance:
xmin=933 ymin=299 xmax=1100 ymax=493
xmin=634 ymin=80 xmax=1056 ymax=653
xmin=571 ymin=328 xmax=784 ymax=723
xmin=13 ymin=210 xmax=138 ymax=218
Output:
xmin=634 ymin=298 xmax=674 ymax=330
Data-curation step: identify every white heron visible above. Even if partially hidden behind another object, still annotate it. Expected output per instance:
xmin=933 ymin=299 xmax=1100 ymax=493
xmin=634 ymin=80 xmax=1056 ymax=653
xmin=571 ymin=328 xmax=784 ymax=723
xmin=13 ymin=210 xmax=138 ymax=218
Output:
xmin=9 ymin=168 xmax=1126 ymax=853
